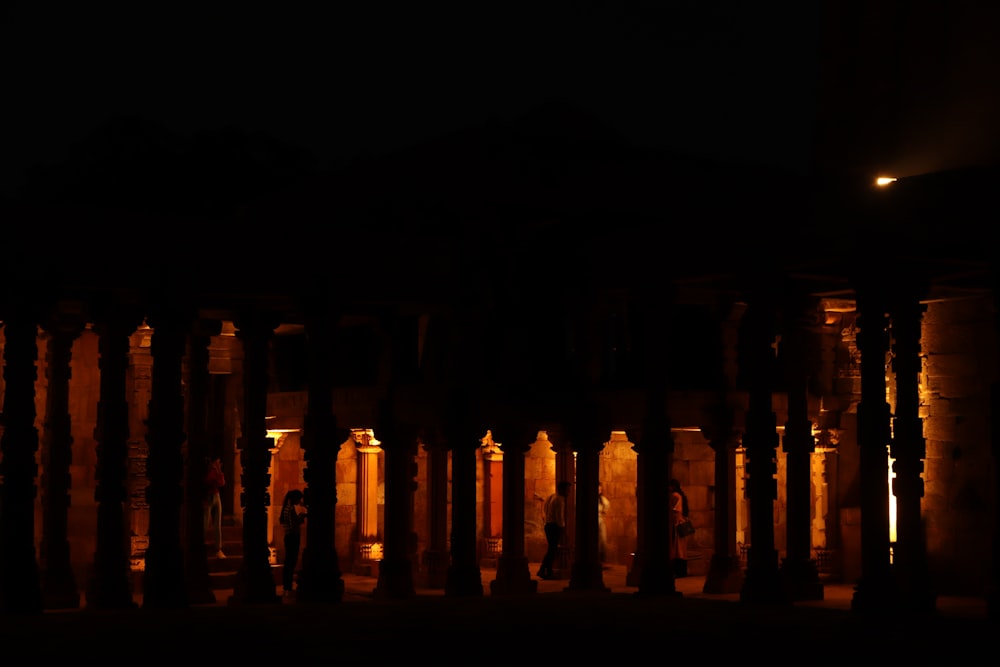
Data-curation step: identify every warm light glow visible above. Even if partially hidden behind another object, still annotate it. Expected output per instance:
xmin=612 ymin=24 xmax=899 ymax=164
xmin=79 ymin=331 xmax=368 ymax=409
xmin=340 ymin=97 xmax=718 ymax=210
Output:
xmin=875 ymin=176 xmax=897 ymax=186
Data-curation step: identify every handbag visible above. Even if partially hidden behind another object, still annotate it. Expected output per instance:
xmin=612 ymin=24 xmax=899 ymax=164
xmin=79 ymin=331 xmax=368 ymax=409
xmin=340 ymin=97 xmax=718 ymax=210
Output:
xmin=677 ymin=517 xmax=695 ymax=537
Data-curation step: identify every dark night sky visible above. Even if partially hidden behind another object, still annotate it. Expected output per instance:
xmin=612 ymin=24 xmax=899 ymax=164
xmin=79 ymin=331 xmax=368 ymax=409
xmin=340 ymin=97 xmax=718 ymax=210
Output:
xmin=1 ymin=4 xmax=824 ymax=198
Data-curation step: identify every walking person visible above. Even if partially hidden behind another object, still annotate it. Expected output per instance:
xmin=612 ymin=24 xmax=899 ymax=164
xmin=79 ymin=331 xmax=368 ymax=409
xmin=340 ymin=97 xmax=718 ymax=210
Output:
xmin=204 ymin=456 xmax=226 ymax=558
xmin=597 ymin=482 xmax=611 ymax=565
xmin=669 ymin=478 xmax=692 ymax=577
xmin=280 ymin=489 xmax=307 ymax=596
xmin=537 ymin=481 xmax=571 ymax=579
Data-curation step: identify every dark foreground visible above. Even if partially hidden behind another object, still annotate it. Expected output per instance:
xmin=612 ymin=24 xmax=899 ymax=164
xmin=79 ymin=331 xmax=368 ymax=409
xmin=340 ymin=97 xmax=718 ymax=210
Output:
xmin=1 ymin=567 xmax=994 ymax=665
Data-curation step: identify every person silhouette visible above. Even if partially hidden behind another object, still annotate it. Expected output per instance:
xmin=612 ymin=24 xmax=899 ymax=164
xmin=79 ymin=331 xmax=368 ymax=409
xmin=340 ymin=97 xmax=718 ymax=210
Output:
xmin=538 ymin=481 xmax=571 ymax=579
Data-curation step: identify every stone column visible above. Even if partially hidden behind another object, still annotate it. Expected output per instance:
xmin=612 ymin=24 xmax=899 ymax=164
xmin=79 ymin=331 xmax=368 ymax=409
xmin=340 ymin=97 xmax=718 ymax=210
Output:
xmin=141 ymin=302 xmax=190 ymax=609
xmin=38 ymin=307 xmax=85 ymax=609
xmin=480 ymin=432 xmax=503 ymax=567
xmin=702 ymin=300 xmax=745 ymax=594
xmin=850 ymin=281 xmax=897 ymax=613
xmin=702 ymin=407 xmax=744 ymax=594
xmin=632 ymin=407 xmax=677 ymax=596
xmin=566 ymin=412 xmax=610 ymax=594
xmin=779 ymin=301 xmax=824 ymax=601
xmin=548 ymin=428 xmax=576 ymax=578
xmin=421 ymin=432 xmax=450 ymax=588
xmin=889 ymin=283 xmax=935 ymax=612
xmin=445 ymin=419 xmax=485 ymax=597
xmin=490 ymin=424 xmax=537 ymax=596
xmin=297 ymin=301 xmax=346 ymax=603
xmin=354 ymin=429 xmax=382 ymax=572
xmin=628 ymin=293 xmax=676 ymax=596
xmin=374 ymin=398 xmax=418 ymax=599
xmin=229 ymin=311 xmax=280 ymax=605
xmin=738 ymin=290 xmax=787 ymax=605
xmin=86 ymin=302 xmax=143 ymax=609
xmin=184 ymin=319 xmax=221 ymax=605
xmin=0 ymin=305 xmax=44 ymax=614
xmin=990 ymin=279 xmax=1000 ymax=620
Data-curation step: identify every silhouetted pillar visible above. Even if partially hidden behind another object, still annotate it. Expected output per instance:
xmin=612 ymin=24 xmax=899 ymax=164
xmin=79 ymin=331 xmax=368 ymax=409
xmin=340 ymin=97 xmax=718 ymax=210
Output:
xmin=990 ymin=277 xmax=1000 ymax=620
xmin=702 ymin=408 xmax=744 ymax=594
xmin=702 ymin=300 xmax=744 ymax=594
xmin=851 ymin=281 xmax=897 ymax=613
xmin=890 ymin=284 xmax=935 ymax=612
xmin=184 ymin=319 xmax=221 ymax=605
xmin=548 ymin=428 xmax=576 ymax=578
xmin=421 ymin=432 xmax=450 ymax=589
xmin=567 ymin=413 xmax=610 ymax=594
xmin=141 ymin=302 xmax=190 ymax=609
xmin=629 ymin=293 xmax=677 ymax=596
xmin=38 ymin=308 xmax=85 ymax=609
xmin=0 ymin=306 xmax=44 ymax=614
xmin=86 ymin=302 xmax=142 ymax=609
xmin=229 ymin=311 xmax=280 ymax=605
xmin=779 ymin=302 xmax=824 ymax=601
xmin=490 ymin=424 xmax=537 ymax=596
xmin=632 ymin=409 xmax=677 ymax=597
xmin=739 ymin=291 xmax=787 ymax=605
xmin=296 ymin=301 xmax=346 ymax=603
xmin=445 ymin=418 xmax=484 ymax=597
xmin=374 ymin=399 xmax=417 ymax=599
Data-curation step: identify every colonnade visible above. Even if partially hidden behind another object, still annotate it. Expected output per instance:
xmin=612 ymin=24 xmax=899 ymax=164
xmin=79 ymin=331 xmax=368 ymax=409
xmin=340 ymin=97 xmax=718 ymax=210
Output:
xmin=0 ymin=278 xmax=997 ymax=619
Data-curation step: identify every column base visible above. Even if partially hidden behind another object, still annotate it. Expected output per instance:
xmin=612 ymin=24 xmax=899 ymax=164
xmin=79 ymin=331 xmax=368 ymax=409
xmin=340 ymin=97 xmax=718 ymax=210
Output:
xmin=566 ymin=560 xmax=611 ymax=594
xmin=780 ymin=556 xmax=824 ymax=601
xmin=851 ymin=575 xmax=900 ymax=615
xmin=740 ymin=561 xmax=789 ymax=605
xmin=420 ymin=549 xmax=450 ymax=589
xmin=703 ymin=554 xmax=744 ymax=594
xmin=490 ymin=555 xmax=537 ymax=596
xmin=445 ymin=561 xmax=484 ymax=597
xmin=373 ymin=557 xmax=416 ymax=600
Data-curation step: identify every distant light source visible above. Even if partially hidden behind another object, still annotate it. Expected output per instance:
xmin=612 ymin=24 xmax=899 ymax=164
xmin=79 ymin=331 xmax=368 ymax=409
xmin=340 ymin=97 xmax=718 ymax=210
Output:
xmin=875 ymin=176 xmax=897 ymax=186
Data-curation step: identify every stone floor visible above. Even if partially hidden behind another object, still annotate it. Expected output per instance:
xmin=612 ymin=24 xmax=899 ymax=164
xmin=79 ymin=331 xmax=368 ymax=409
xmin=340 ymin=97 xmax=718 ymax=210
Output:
xmin=3 ymin=564 xmax=994 ymax=664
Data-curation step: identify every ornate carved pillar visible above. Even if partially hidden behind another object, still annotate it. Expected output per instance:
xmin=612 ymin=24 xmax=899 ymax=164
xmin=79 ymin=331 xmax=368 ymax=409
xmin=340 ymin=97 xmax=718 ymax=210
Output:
xmin=889 ymin=282 xmax=935 ymax=612
xmin=184 ymin=319 xmax=221 ymax=605
xmin=421 ymin=431 xmax=450 ymax=588
xmin=738 ymin=289 xmax=787 ymax=605
xmin=86 ymin=301 xmax=143 ymax=609
xmin=480 ymin=430 xmax=503 ymax=568
xmin=141 ymin=301 xmax=191 ymax=609
xmin=779 ymin=299 xmax=823 ymax=601
xmin=38 ymin=306 xmax=85 ymax=609
xmin=354 ymin=428 xmax=382 ymax=572
xmin=490 ymin=424 xmax=537 ymax=596
xmin=566 ymin=411 xmax=610 ymax=594
xmin=373 ymin=398 xmax=418 ymax=599
xmin=851 ymin=280 xmax=898 ymax=613
xmin=0 ymin=305 xmax=44 ymax=613
xmin=296 ymin=301 xmax=345 ymax=603
xmin=229 ymin=310 xmax=281 ymax=605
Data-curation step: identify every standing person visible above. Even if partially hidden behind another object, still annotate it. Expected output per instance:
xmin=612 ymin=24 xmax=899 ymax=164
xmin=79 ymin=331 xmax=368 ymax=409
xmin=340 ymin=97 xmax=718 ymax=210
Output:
xmin=669 ymin=478 xmax=691 ymax=576
xmin=538 ymin=481 xmax=571 ymax=580
xmin=204 ymin=456 xmax=226 ymax=558
xmin=280 ymin=489 xmax=307 ymax=596
xmin=597 ymin=482 xmax=611 ymax=566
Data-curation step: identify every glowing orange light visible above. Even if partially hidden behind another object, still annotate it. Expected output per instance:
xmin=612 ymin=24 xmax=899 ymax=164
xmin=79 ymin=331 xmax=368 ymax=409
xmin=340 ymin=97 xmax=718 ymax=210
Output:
xmin=875 ymin=176 xmax=897 ymax=186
